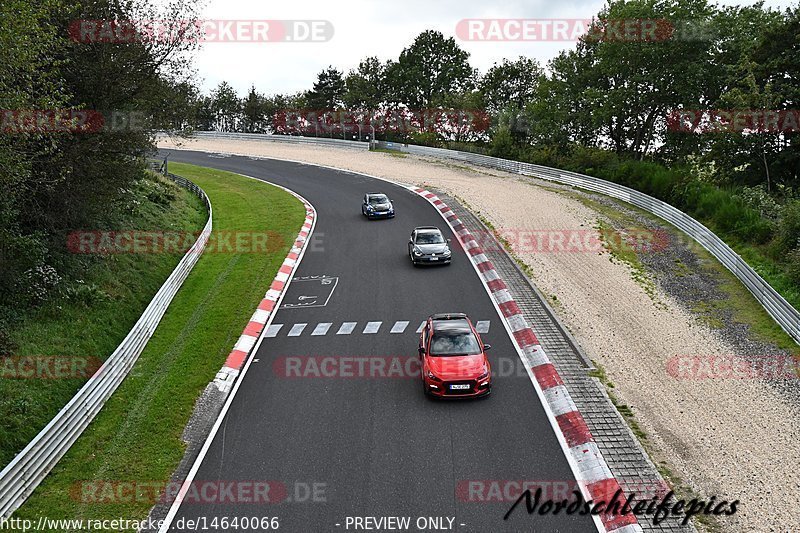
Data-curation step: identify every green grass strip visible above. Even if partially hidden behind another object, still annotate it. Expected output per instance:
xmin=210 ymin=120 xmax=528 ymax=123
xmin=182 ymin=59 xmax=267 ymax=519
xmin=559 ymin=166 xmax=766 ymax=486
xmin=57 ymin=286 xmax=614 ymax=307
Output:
xmin=1 ymin=173 xmax=208 ymax=468
xmin=15 ymin=163 xmax=305 ymax=530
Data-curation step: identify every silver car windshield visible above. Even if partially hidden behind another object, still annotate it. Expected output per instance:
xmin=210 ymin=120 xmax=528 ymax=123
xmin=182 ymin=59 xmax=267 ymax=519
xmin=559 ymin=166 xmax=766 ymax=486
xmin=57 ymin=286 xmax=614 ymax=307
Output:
xmin=416 ymin=232 xmax=444 ymax=244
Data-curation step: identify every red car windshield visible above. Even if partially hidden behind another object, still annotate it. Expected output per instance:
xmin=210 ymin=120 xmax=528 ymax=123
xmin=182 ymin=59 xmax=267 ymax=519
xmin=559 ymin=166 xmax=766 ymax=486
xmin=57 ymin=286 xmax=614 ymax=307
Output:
xmin=429 ymin=329 xmax=482 ymax=356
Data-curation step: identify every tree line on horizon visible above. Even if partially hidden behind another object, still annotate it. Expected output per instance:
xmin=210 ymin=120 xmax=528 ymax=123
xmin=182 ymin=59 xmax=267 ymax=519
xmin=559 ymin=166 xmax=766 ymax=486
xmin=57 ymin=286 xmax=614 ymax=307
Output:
xmin=166 ymin=1 xmax=799 ymax=195
xmin=2 ymin=0 xmax=800 ymax=355
xmin=161 ymin=0 xmax=800 ymax=307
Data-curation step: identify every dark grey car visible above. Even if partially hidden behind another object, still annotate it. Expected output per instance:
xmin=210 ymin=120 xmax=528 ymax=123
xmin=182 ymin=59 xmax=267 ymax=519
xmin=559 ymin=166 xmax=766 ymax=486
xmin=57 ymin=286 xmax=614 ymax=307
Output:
xmin=362 ymin=193 xmax=395 ymax=219
xmin=408 ymin=226 xmax=452 ymax=265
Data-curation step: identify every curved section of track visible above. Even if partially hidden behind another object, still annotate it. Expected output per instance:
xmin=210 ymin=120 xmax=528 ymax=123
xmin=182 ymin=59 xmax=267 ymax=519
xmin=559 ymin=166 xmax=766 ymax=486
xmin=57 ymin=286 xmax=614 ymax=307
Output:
xmin=159 ymin=150 xmax=596 ymax=532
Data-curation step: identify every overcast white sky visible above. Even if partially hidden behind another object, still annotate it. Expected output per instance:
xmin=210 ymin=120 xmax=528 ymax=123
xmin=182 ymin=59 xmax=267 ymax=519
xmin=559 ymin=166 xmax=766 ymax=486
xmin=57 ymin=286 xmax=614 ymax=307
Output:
xmin=184 ymin=0 xmax=798 ymax=96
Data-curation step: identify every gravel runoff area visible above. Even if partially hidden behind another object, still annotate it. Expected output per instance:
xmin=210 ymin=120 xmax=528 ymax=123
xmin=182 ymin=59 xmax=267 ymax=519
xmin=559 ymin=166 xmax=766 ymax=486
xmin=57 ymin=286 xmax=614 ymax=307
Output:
xmin=158 ymin=136 xmax=800 ymax=532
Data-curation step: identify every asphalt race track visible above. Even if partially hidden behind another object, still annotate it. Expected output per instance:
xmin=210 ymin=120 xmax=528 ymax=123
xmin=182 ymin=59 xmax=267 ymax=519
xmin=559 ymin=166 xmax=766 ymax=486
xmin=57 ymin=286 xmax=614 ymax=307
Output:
xmin=160 ymin=150 xmax=597 ymax=532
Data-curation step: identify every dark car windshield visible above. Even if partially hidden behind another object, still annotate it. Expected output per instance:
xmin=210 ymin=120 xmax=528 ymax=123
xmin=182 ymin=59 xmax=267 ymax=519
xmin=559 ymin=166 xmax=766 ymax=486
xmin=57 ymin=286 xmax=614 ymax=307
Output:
xmin=415 ymin=231 xmax=445 ymax=244
xmin=429 ymin=329 xmax=481 ymax=356
xmin=368 ymin=195 xmax=388 ymax=205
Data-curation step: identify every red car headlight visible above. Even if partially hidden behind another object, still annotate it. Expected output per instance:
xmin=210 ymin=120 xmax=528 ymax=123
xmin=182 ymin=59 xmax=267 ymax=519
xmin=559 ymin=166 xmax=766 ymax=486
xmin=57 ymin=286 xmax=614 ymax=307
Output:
xmin=427 ymin=370 xmax=442 ymax=381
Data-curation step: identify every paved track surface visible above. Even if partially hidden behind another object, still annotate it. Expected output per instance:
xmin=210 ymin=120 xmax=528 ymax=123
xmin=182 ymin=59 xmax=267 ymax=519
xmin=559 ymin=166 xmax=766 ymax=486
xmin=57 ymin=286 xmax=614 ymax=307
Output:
xmin=160 ymin=150 xmax=596 ymax=532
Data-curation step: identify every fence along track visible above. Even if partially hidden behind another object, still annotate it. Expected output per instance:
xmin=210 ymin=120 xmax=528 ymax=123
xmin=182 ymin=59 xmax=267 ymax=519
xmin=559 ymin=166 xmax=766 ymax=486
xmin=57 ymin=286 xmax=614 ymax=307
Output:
xmin=372 ymin=140 xmax=800 ymax=346
xmin=0 ymin=166 xmax=212 ymax=518
xmin=182 ymin=131 xmax=799 ymax=345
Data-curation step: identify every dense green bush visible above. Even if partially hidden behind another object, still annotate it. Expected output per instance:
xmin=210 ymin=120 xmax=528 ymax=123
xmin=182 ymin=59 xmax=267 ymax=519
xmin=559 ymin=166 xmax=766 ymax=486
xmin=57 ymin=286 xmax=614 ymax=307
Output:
xmin=510 ymin=143 xmax=797 ymax=291
xmin=777 ymin=200 xmax=800 ymax=254
xmin=0 ymin=0 xmax=199 ymax=355
xmin=787 ymin=249 xmax=800 ymax=285
xmin=487 ymin=127 xmax=518 ymax=159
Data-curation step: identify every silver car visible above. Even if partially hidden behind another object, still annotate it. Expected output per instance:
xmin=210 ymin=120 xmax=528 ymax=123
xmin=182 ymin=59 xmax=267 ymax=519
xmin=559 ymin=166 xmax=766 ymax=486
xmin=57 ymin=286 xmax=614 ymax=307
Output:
xmin=408 ymin=226 xmax=452 ymax=266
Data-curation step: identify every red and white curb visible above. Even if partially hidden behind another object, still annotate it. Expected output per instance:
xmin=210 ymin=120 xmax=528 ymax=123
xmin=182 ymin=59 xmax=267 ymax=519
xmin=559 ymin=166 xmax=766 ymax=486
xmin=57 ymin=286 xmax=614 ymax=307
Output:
xmin=159 ymin=176 xmax=316 ymax=532
xmin=411 ymin=187 xmax=642 ymax=533
xmin=161 ymin=150 xmax=643 ymax=532
xmin=212 ymin=196 xmax=316 ymax=394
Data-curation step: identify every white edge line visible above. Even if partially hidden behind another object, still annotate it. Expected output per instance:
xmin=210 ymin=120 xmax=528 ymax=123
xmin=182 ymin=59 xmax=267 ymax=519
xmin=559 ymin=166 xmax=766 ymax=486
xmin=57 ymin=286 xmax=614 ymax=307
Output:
xmin=279 ymin=276 xmax=338 ymax=309
xmin=321 ymin=276 xmax=339 ymax=307
xmin=413 ymin=190 xmax=606 ymax=533
xmin=158 ymin=173 xmax=317 ymax=532
xmin=161 ymin=148 xmax=627 ymax=533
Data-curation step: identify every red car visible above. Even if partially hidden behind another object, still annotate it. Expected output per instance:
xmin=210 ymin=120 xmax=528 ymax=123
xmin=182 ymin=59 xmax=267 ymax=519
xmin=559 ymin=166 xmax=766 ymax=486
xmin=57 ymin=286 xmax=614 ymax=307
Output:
xmin=418 ymin=313 xmax=492 ymax=398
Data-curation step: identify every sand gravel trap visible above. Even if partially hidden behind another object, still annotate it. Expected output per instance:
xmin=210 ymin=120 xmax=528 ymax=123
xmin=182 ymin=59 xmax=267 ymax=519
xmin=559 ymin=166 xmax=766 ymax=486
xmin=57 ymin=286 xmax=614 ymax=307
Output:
xmin=159 ymin=135 xmax=800 ymax=532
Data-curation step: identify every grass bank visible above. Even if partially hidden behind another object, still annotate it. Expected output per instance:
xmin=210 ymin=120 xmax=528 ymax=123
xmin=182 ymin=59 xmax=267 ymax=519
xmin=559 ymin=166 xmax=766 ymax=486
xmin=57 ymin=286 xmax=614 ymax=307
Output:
xmin=531 ymin=152 xmax=800 ymax=317
xmin=14 ymin=163 xmax=305 ymax=530
xmin=0 ymin=172 xmax=207 ymax=468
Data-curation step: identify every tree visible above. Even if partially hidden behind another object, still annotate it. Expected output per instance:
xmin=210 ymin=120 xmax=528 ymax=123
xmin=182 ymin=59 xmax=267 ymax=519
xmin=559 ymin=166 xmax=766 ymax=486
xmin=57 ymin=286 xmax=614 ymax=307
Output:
xmin=436 ymin=90 xmax=488 ymax=143
xmin=151 ymin=79 xmax=200 ymax=132
xmin=305 ymin=67 xmax=345 ymax=109
xmin=708 ymin=60 xmax=784 ymax=191
xmin=11 ymin=0 xmax=202 ymax=237
xmin=242 ymin=85 xmax=268 ymax=133
xmin=343 ymin=57 xmax=387 ymax=111
xmin=0 ymin=0 xmax=65 ymax=317
xmin=195 ymin=95 xmax=215 ymax=131
xmin=0 ymin=0 xmax=201 ymax=344
xmin=749 ymin=6 xmax=800 ymax=191
xmin=533 ymin=0 xmax=717 ymax=159
xmin=385 ymin=30 xmax=476 ymax=109
xmin=480 ymin=57 xmax=543 ymax=114
xmin=211 ymin=81 xmax=240 ymax=131
xmin=478 ymin=57 xmax=544 ymax=146
xmin=526 ymin=47 xmax=598 ymax=149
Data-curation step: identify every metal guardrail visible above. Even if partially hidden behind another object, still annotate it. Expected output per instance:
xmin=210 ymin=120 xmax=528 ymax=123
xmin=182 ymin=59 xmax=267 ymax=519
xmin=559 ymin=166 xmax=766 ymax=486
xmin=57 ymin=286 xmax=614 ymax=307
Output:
xmin=0 ymin=169 xmax=212 ymax=518
xmin=188 ymin=130 xmax=370 ymax=150
xmin=160 ymin=129 xmax=800 ymax=344
xmin=6 ymin=132 xmax=788 ymax=517
xmin=374 ymin=140 xmax=800 ymax=346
